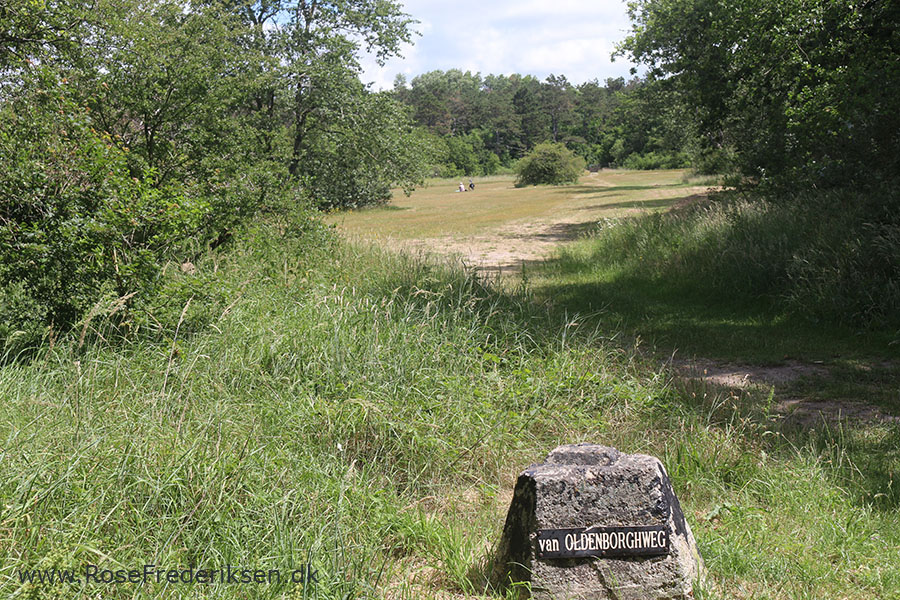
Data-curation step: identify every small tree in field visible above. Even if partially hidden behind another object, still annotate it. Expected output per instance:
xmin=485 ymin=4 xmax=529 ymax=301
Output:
xmin=515 ymin=142 xmax=585 ymax=187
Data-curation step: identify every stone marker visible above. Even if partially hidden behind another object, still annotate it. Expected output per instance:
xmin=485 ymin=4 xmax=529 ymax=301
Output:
xmin=492 ymin=444 xmax=703 ymax=599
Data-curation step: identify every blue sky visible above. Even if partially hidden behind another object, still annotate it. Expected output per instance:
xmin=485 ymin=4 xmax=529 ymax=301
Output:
xmin=359 ymin=0 xmax=641 ymax=90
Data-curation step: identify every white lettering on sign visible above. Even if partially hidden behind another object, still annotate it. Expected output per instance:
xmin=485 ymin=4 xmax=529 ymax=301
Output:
xmin=538 ymin=537 xmax=560 ymax=554
xmin=536 ymin=526 xmax=669 ymax=559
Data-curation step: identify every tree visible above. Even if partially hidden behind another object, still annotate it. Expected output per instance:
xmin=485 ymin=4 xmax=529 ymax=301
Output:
xmin=515 ymin=142 xmax=585 ymax=187
xmin=480 ymin=73 xmax=522 ymax=161
xmin=1 ymin=0 xmax=238 ymax=336
xmin=304 ymin=86 xmax=432 ymax=209
xmin=83 ymin=1 xmax=244 ymax=184
xmin=541 ymin=74 xmax=575 ymax=143
xmin=0 ymin=0 xmax=88 ymax=71
xmin=617 ymin=0 xmax=900 ymax=187
xmin=512 ymin=75 xmax=550 ymax=154
xmin=0 ymin=80 xmax=208 ymax=334
xmin=275 ymin=0 xmax=416 ymax=179
xmin=393 ymin=69 xmax=695 ymax=172
xmin=610 ymin=77 xmax=692 ymax=169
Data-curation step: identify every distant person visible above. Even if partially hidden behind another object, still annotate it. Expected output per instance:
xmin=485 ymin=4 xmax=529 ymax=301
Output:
xmin=468 ymin=178 xmax=475 ymax=190
xmin=458 ymin=182 xmax=466 ymax=192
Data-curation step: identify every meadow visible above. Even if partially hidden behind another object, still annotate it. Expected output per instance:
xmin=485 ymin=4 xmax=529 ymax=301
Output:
xmin=327 ymin=170 xmax=713 ymax=240
xmin=2 ymin=171 xmax=899 ymax=599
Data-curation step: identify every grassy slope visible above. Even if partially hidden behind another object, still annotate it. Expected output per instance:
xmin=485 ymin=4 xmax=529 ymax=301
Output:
xmin=528 ymin=198 xmax=900 ymax=363
xmin=2 ymin=190 xmax=899 ymax=599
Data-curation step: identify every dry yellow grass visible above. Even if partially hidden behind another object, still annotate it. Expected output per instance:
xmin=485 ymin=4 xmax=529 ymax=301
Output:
xmin=326 ymin=169 xmax=715 ymax=273
xmin=326 ymin=169 xmax=710 ymax=239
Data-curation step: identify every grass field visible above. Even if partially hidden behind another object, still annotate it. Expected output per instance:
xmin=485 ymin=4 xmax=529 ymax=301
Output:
xmin=3 ymin=172 xmax=899 ymax=599
xmin=327 ymin=170 xmax=714 ymax=240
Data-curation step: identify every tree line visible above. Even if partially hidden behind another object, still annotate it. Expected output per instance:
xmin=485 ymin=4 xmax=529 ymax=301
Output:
xmin=390 ymin=70 xmax=695 ymax=176
xmin=393 ymin=0 xmax=898 ymax=190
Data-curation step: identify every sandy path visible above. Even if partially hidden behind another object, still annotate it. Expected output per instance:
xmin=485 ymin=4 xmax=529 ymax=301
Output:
xmin=674 ymin=358 xmax=900 ymax=426
xmin=389 ymin=219 xmax=594 ymax=274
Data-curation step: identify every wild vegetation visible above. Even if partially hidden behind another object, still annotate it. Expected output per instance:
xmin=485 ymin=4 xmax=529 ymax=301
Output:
xmin=514 ymin=143 xmax=586 ymax=187
xmin=1 ymin=0 xmax=430 ymax=349
xmin=2 ymin=0 xmax=899 ymax=599
xmin=3 ymin=214 xmax=898 ymax=599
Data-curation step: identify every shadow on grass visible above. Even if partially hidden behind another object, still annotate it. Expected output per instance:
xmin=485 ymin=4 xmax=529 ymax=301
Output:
xmin=575 ymin=197 xmax=689 ymax=212
xmin=497 ymin=221 xmax=599 ymax=243
xmin=535 ymin=274 xmax=898 ymax=362
xmin=667 ymin=370 xmax=900 ymax=511
xmin=557 ymin=183 xmax=688 ymax=196
xmin=811 ymin=421 xmax=900 ymax=510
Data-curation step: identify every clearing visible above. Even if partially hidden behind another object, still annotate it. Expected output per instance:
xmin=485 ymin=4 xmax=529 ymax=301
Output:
xmin=327 ymin=169 xmax=712 ymax=275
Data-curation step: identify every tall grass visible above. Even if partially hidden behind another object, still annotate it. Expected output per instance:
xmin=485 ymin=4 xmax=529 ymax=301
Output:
xmin=1 ymin=217 xmax=898 ymax=599
xmin=549 ymin=188 xmax=900 ymax=330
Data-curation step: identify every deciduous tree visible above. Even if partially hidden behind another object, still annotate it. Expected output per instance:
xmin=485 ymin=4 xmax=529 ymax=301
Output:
xmin=617 ymin=0 xmax=900 ymax=187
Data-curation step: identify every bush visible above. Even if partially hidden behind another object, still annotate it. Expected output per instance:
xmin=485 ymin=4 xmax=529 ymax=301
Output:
xmin=514 ymin=142 xmax=586 ymax=187
xmin=0 ymin=282 xmax=49 ymax=359
xmin=0 ymin=83 xmax=210 ymax=340
xmin=621 ymin=151 xmax=690 ymax=170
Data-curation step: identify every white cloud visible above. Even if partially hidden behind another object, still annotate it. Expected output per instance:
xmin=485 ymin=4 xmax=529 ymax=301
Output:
xmin=359 ymin=0 xmax=640 ymax=89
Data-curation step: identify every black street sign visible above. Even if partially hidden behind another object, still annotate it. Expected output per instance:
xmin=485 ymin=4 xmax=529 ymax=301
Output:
xmin=535 ymin=525 xmax=669 ymax=559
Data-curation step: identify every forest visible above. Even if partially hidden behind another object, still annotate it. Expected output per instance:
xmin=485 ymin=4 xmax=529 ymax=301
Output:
xmin=391 ymin=70 xmax=693 ymax=175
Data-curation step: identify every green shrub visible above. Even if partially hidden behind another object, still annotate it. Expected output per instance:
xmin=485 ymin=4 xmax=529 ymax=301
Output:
xmin=514 ymin=142 xmax=586 ymax=187
xmin=0 ymin=281 xmax=49 ymax=359
xmin=304 ymin=91 xmax=432 ymax=210
xmin=621 ymin=151 xmax=690 ymax=170
xmin=0 ymin=84 xmax=210 ymax=340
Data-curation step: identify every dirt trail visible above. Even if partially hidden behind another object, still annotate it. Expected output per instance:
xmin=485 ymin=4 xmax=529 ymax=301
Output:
xmin=674 ymin=358 xmax=900 ymax=427
xmin=390 ymin=218 xmax=596 ymax=275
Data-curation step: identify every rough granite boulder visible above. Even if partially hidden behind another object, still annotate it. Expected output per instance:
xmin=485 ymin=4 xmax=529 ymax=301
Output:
xmin=492 ymin=444 xmax=703 ymax=599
